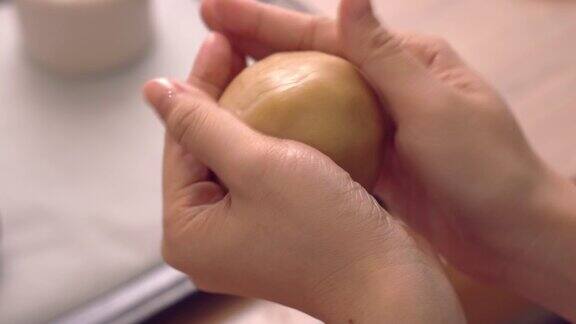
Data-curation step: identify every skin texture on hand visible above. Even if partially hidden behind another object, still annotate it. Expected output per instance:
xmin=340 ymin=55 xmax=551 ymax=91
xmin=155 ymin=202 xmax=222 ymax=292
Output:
xmin=201 ymin=0 xmax=576 ymax=320
xmin=144 ymin=33 xmax=465 ymax=323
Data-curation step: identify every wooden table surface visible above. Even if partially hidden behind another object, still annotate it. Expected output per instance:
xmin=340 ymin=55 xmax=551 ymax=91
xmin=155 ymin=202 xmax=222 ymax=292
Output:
xmin=151 ymin=0 xmax=576 ymax=322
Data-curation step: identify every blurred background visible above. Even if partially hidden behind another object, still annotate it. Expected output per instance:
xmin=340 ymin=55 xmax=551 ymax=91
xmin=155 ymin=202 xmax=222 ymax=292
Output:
xmin=0 ymin=0 xmax=575 ymax=323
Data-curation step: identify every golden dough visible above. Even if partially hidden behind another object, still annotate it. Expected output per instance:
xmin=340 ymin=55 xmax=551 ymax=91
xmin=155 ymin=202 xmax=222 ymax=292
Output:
xmin=219 ymin=51 xmax=387 ymax=190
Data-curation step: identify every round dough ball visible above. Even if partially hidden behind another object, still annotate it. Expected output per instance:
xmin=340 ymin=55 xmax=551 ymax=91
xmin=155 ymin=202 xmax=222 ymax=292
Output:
xmin=219 ymin=51 xmax=387 ymax=190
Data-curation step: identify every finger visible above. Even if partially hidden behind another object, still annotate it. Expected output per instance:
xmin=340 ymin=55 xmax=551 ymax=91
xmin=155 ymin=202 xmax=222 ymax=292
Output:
xmin=164 ymin=139 xmax=225 ymax=209
xmin=338 ymin=0 xmax=441 ymax=120
xmin=144 ymin=79 xmax=259 ymax=187
xmin=200 ymin=3 xmax=276 ymax=60
xmin=226 ymin=35 xmax=275 ymax=60
xmin=399 ymin=34 xmax=467 ymax=72
xmin=188 ymin=32 xmax=246 ymax=98
xmin=163 ymin=134 xmax=210 ymax=193
xmin=201 ymin=0 xmax=340 ymax=56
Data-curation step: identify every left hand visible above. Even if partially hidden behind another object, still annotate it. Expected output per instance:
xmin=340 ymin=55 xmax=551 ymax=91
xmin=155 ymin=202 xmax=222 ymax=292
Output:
xmin=143 ymin=32 xmax=464 ymax=323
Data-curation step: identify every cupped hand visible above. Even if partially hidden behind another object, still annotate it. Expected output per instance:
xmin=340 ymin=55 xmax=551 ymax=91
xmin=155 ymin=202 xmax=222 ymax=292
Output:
xmin=201 ymin=0 xmax=576 ymax=317
xmin=144 ymin=33 xmax=464 ymax=323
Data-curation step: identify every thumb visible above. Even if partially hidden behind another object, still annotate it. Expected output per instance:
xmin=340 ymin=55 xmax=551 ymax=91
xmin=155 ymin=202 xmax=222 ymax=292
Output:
xmin=144 ymin=79 xmax=259 ymax=188
xmin=338 ymin=0 xmax=440 ymax=120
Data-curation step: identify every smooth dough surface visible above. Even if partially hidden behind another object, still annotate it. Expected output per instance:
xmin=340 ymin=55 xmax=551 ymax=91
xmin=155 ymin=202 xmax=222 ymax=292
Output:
xmin=219 ymin=51 xmax=386 ymax=189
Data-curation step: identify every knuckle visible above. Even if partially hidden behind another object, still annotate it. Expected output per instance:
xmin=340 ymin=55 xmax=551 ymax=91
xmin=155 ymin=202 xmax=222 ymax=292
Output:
xmin=414 ymin=35 xmax=454 ymax=66
xmin=234 ymin=140 xmax=320 ymax=189
xmin=369 ymin=29 xmax=396 ymax=50
xmin=428 ymin=36 xmax=451 ymax=51
xmin=429 ymin=37 xmax=456 ymax=59
xmin=409 ymin=34 xmax=452 ymax=51
xmin=260 ymin=141 xmax=311 ymax=171
xmin=300 ymin=17 xmax=319 ymax=49
xmin=301 ymin=16 xmax=332 ymax=50
xmin=362 ymin=30 xmax=403 ymax=66
xmin=426 ymin=36 xmax=455 ymax=62
xmin=236 ymin=141 xmax=283 ymax=185
xmin=167 ymin=99 xmax=210 ymax=145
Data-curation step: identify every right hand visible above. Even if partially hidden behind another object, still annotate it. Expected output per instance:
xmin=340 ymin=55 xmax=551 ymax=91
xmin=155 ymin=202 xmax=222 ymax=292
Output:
xmin=202 ymin=0 xmax=576 ymax=319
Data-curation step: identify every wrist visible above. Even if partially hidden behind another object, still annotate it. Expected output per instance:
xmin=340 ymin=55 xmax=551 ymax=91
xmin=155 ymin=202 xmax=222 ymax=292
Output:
xmin=304 ymin=227 xmax=465 ymax=323
xmin=499 ymin=170 xmax=576 ymax=320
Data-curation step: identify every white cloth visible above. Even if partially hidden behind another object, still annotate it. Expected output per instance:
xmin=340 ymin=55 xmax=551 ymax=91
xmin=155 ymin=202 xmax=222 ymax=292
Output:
xmin=0 ymin=1 xmax=207 ymax=322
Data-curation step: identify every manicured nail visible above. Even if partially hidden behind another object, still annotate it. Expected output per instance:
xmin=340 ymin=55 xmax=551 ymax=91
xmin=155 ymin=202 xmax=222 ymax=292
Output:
xmin=144 ymin=78 xmax=180 ymax=119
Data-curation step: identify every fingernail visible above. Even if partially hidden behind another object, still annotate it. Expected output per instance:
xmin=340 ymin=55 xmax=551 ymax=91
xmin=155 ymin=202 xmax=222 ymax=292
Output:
xmin=144 ymin=78 xmax=180 ymax=119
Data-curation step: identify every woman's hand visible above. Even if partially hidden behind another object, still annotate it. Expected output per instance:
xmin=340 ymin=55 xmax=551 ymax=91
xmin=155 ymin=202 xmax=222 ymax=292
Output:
xmin=201 ymin=0 xmax=576 ymax=319
xmin=144 ymin=33 xmax=464 ymax=323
